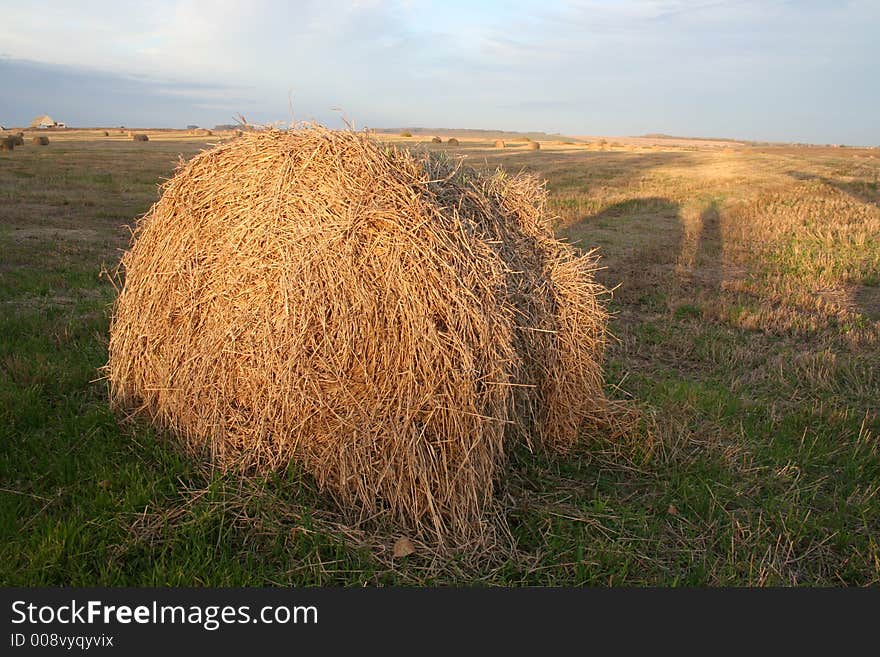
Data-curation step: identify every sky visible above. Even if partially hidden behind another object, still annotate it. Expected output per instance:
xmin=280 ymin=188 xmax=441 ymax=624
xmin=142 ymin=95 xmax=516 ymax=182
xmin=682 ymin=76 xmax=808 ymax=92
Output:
xmin=0 ymin=0 xmax=877 ymax=145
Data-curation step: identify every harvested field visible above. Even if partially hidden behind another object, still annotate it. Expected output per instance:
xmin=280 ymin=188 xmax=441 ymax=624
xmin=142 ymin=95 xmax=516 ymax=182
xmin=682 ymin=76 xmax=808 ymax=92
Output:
xmin=0 ymin=131 xmax=878 ymax=585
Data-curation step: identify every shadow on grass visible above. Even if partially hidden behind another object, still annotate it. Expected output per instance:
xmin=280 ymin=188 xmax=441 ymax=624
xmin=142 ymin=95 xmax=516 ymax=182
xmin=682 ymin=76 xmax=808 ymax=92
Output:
xmin=787 ymin=170 xmax=880 ymax=209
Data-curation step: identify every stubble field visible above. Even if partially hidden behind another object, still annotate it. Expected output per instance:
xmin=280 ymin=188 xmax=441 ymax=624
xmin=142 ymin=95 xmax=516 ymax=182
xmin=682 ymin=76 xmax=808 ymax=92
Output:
xmin=1 ymin=130 xmax=878 ymax=585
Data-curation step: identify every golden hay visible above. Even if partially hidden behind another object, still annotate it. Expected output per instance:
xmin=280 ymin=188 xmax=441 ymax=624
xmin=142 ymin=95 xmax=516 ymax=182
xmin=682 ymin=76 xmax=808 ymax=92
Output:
xmin=431 ymin=136 xmax=442 ymax=143
xmin=132 ymin=134 xmax=149 ymax=142
xmin=494 ymin=140 xmax=506 ymax=148
xmin=107 ymin=127 xmax=611 ymax=549
xmin=103 ymin=131 xmax=111 ymax=137
xmin=527 ymin=141 xmax=540 ymax=150
xmin=447 ymin=137 xmax=459 ymax=146
xmin=32 ymin=136 xmax=49 ymax=146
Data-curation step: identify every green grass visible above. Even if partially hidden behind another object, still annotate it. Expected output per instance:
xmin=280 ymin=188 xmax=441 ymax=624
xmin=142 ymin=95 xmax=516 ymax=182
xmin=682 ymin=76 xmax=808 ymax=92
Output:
xmin=1 ymin=138 xmax=878 ymax=585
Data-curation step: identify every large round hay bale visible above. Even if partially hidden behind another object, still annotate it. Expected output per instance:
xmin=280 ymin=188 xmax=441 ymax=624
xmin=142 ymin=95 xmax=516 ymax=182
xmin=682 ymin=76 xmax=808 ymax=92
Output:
xmin=431 ymin=136 xmax=442 ymax=143
xmin=102 ymin=131 xmax=110 ymax=137
xmin=13 ymin=133 xmax=24 ymax=146
xmin=494 ymin=140 xmax=505 ymax=148
xmin=107 ymin=128 xmax=611 ymax=547
xmin=32 ymin=136 xmax=49 ymax=146
xmin=1 ymin=136 xmax=13 ymax=151
xmin=447 ymin=137 xmax=459 ymax=146
xmin=132 ymin=133 xmax=149 ymax=142
xmin=527 ymin=141 xmax=540 ymax=150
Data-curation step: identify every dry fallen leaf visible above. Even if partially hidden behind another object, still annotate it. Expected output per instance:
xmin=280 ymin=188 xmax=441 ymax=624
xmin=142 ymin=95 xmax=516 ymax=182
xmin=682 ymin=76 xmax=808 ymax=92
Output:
xmin=667 ymin=504 xmax=679 ymax=516
xmin=393 ymin=536 xmax=416 ymax=558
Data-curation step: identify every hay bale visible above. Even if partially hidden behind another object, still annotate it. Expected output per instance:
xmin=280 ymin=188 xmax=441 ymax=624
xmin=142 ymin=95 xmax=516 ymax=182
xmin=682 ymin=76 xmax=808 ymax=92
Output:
xmin=527 ymin=141 xmax=540 ymax=150
xmin=494 ymin=140 xmax=506 ymax=148
xmin=107 ymin=127 xmax=611 ymax=548
xmin=103 ymin=131 xmax=110 ymax=137
xmin=132 ymin=133 xmax=149 ymax=142
xmin=399 ymin=131 xmax=412 ymax=138
xmin=1 ymin=136 xmax=13 ymax=151
xmin=32 ymin=136 xmax=49 ymax=146
xmin=431 ymin=136 xmax=442 ymax=143
xmin=447 ymin=137 xmax=459 ymax=146
xmin=13 ymin=134 xmax=24 ymax=146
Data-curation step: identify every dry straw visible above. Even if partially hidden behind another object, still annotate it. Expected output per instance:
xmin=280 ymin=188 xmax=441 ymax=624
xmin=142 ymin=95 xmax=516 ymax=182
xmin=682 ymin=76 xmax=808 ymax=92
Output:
xmin=447 ymin=137 xmax=459 ymax=146
xmin=495 ymin=140 xmax=506 ymax=148
xmin=431 ymin=136 xmax=442 ymax=143
xmin=132 ymin=134 xmax=149 ymax=142
xmin=32 ymin=136 xmax=49 ymax=146
xmin=107 ymin=126 xmax=613 ymax=550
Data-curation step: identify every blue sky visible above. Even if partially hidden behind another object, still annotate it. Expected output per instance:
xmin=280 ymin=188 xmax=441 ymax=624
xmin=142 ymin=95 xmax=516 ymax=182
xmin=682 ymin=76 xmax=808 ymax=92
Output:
xmin=0 ymin=0 xmax=877 ymax=144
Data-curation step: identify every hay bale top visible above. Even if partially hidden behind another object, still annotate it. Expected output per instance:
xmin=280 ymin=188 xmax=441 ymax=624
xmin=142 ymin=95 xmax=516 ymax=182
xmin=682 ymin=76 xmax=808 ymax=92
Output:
xmin=107 ymin=127 xmax=611 ymax=548
xmin=132 ymin=133 xmax=149 ymax=142
xmin=32 ymin=136 xmax=49 ymax=145
xmin=431 ymin=136 xmax=442 ymax=143
xmin=447 ymin=137 xmax=459 ymax=145
xmin=29 ymin=114 xmax=55 ymax=128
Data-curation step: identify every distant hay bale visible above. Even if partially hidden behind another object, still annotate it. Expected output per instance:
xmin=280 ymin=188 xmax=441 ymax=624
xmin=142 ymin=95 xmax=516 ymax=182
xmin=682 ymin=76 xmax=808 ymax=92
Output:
xmin=527 ymin=141 xmax=540 ymax=150
xmin=102 ymin=131 xmax=110 ymax=137
xmin=431 ymin=136 xmax=442 ymax=143
xmin=13 ymin=134 xmax=24 ymax=146
xmin=399 ymin=131 xmax=413 ymax=138
xmin=447 ymin=137 xmax=459 ymax=146
xmin=32 ymin=136 xmax=49 ymax=146
xmin=1 ymin=136 xmax=13 ymax=151
xmin=132 ymin=134 xmax=149 ymax=142
xmin=494 ymin=140 xmax=506 ymax=148
xmin=106 ymin=127 xmax=613 ymax=549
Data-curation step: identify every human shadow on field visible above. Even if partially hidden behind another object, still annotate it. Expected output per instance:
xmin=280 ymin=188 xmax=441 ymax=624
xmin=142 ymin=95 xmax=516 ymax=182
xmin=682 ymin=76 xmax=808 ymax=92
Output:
xmin=482 ymin=151 xmax=695 ymax=200
xmin=680 ymin=200 xmax=724 ymax=297
xmin=559 ymin=197 xmax=685 ymax=314
xmin=561 ymin=195 xmax=728 ymax=322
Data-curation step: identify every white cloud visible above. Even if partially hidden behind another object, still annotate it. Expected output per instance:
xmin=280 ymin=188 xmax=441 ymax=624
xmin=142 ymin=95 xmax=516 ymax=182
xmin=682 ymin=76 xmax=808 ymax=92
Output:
xmin=1 ymin=0 xmax=877 ymax=142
